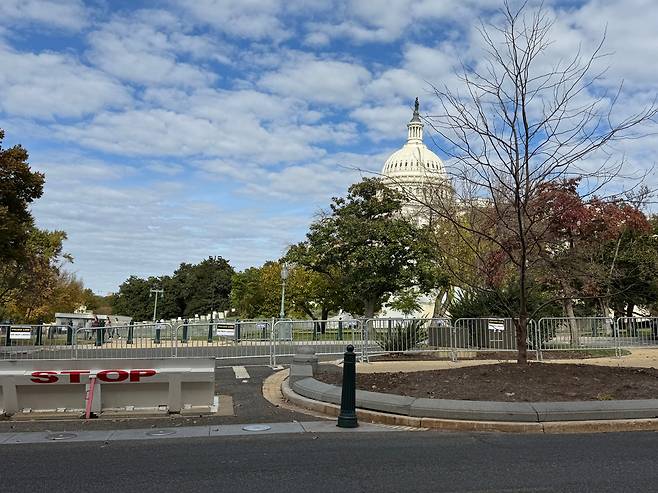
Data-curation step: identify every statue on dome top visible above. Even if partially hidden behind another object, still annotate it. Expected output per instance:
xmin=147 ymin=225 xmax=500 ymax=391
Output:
xmin=414 ymin=97 xmax=419 ymax=113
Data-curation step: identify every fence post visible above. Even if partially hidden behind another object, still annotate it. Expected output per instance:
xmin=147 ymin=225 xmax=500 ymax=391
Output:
xmin=95 ymin=327 xmax=102 ymax=347
xmin=66 ymin=324 xmax=73 ymax=346
xmin=450 ymin=322 xmax=457 ymax=362
xmin=614 ymin=319 xmax=621 ymax=358
xmin=337 ymin=344 xmax=358 ymax=428
xmin=534 ymin=321 xmax=542 ymax=361
xmin=127 ymin=321 xmax=134 ymax=345
xmin=270 ymin=320 xmax=276 ymax=367
xmin=338 ymin=320 xmax=343 ymax=341
xmin=182 ymin=319 xmax=188 ymax=343
xmin=235 ymin=319 xmax=241 ymax=342
xmin=4 ymin=325 xmax=10 ymax=346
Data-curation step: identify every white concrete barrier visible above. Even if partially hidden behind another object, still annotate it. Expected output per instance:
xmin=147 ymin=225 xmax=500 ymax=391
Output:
xmin=0 ymin=358 xmax=215 ymax=417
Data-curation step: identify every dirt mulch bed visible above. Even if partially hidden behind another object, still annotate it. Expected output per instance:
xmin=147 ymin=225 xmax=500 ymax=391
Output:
xmin=315 ymin=363 xmax=658 ymax=402
xmin=369 ymin=350 xmax=625 ymax=362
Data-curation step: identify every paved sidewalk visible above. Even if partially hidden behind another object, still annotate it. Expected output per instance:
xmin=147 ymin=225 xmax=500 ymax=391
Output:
xmin=353 ymin=349 xmax=658 ymax=374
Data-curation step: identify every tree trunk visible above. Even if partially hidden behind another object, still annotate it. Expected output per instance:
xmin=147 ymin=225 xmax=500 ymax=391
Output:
xmin=432 ymin=287 xmax=452 ymax=318
xmin=562 ymin=298 xmax=579 ymax=348
xmin=320 ymin=307 xmax=329 ymax=334
xmin=599 ymin=298 xmax=613 ymax=336
xmin=516 ymin=315 xmax=528 ymax=364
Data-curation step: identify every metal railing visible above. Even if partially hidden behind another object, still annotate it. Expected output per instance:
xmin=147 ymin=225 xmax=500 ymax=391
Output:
xmin=2 ymin=316 xmax=658 ymax=361
xmin=173 ymin=319 xmax=274 ymax=364
xmin=615 ymin=317 xmax=658 ymax=350
xmin=536 ymin=317 xmax=618 ymax=358
xmin=73 ymin=323 xmax=175 ymax=360
xmin=1 ymin=324 xmax=74 ymax=360
xmin=272 ymin=319 xmax=364 ymax=365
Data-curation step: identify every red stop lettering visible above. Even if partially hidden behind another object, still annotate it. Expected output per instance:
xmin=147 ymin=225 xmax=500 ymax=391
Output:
xmin=31 ymin=371 xmax=58 ymax=384
xmin=130 ymin=369 xmax=156 ymax=382
xmin=97 ymin=370 xmax=129 ymax=382
xmin=61 ymin=370 xmax=90 ymax=383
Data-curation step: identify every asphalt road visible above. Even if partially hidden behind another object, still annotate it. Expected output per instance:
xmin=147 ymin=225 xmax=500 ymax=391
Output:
xmin=2 ymin=430 xmax=657 ymax=492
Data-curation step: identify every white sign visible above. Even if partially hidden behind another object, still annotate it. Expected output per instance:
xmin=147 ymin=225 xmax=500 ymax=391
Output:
xmin=488 ymin=322 xmax=505 ymax=332
xmin=216 ymin=329 xmax=235 ymax=337
xmin=10 ymin=327 xmax=32 ymax=340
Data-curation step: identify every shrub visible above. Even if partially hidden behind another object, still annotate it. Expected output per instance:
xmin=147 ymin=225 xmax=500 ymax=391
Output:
xmin=376 ymin=319 xmax=427 ymax=352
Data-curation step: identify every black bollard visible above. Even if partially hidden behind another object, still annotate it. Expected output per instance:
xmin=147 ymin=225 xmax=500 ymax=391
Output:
xmin=4 ymin=325 xmax=11 ymax=346
xmin=66 ymin=325 xmax=73 ymax=345
xmin=182 ymin=319 xmax=189 ymax=343
xmin=337 ymin=344 xmax=359 ymax=428
xmin=235 ymin=319 xmax=241 ymax=342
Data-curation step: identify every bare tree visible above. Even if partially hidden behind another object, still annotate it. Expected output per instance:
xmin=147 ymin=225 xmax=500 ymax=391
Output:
xmin=401 ymin=1 xmax=657 ymax=363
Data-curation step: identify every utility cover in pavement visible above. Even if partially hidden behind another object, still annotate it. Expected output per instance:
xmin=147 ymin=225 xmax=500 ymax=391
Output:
xmin=242 ymin=425 xmax=272 ymax=432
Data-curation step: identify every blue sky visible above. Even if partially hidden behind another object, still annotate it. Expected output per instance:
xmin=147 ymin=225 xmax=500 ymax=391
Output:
xmin=1 ymin=0 xmax=657 ymax=294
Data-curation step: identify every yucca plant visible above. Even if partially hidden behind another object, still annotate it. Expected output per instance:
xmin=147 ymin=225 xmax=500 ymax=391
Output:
xmin=376 ymin=319 xmax=428 ymax=352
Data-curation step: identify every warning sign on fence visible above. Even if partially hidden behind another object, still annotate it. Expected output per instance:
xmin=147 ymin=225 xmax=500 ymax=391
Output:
xmin=10 ymin=326 xmax=32 ymax=340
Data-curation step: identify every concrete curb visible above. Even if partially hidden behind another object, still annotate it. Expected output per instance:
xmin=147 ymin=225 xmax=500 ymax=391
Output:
xmin=281 ymin=376 xmax=658 ymax=434
xmin=292 ymin=376 xmax=658 ymax=423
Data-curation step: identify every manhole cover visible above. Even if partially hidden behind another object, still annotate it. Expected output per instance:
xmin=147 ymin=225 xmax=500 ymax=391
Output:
xmin=146 ymin=430 xmax=176 ymax=437
xmin=242 ymin=424 xmax=271 ymax=432
xmin=47 ymin=432 xmax=77 ymax=441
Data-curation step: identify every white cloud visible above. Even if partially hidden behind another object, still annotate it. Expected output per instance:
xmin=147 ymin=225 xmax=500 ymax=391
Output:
xmin=86 ymin=12 xmax=220 ymax=88
xmin=0 ymin=46 xmax=131 ymax=119
xmin=171 ymin=0 xmax=289 ymax=41
xmin=31 ymin=165 xmax=314 ymax=293
xmin=0 ymin=0 xmax=88 ymax=31
xmin=259 ymin=57 xmax=372 ymax=106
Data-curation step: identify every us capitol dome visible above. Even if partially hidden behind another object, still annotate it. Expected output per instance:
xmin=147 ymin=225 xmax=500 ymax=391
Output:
xmin=381 ymin=98 xmax=449 ymax=221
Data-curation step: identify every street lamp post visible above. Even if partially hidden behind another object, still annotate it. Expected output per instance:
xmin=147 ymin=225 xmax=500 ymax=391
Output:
xmin=150 ymin=288 xmax=164 ymax=322
xmin=279 ymin=263 xmax=289 ymax=320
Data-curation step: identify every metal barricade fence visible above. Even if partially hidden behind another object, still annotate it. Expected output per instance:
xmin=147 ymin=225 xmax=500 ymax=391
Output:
xmin=272 ymin=319 xmax=364 ymax=366
xmin=364 ymin=318 xmax=452 ymax=361
xmin=615 ymin=317 xmax=658 ymax=350
xmin=73 ymin=323 xmax=175 ymax=359
xmin=536 ymin=317 xmax=618 ymax=356
xmin=6 ymin=316 xmax=658 ymax=362
xmin=452 ymin=318 xmax=541 ymax=361
xmin=1 ymin=324 xmax=74 ymax=360
xmin=173 ymin=319 xmax=274 ymax=364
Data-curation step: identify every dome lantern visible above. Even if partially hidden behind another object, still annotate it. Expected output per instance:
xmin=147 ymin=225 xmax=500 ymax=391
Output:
xmin=407 ymin=97 xmax=423 ymax=144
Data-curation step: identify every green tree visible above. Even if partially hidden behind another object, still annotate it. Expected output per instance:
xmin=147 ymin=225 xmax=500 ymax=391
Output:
xmin=112 ymin=276 xmax=154 ymax=321
xmin=0 ymin=129 xmax=44 ymax=265
xmin=290 ymin=178 xmax=442 ymax=318
xmin=112 ymin=256 xmax=235 ymax=320
xmin=0 ymin=130 xmax=70 ymax=322
xmin=172 ymin=256 xmax=234 ymax=317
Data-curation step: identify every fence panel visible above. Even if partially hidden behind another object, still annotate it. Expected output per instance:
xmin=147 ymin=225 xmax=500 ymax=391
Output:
xmin=174 ymin=319 xmax=273 ymax=364
xmin=537 ymin=317 xmax=617 ymax=355
xmin=364 ymin=318 xmax=452 ymax=360
xmin=1 ymin=324 xmax=75 ymax=360
xmin=73 ymin=323 xmax=175 ymax=359
xmin=615 ymin=317 xmax=658 ymax=349
xmin=272 ymin=319 xmax=364 ymax=364
xmin=452 ymin=318 xmax=518 ymax=351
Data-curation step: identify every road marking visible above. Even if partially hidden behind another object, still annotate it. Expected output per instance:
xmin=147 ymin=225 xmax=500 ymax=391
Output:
xmin=232 ymin=366 xmax=250 ymax=379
